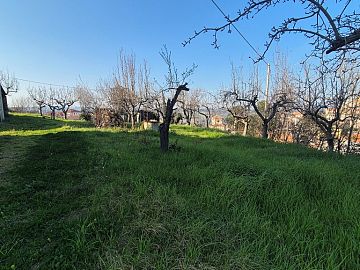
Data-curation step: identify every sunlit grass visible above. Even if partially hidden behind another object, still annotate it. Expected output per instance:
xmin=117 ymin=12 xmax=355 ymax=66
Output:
xmin=171 ymin=125 xmax=227 ymax=138
xmin=1 ymin=113 xmax=360 ymax=269
xmin=1 ymin=125 xmax=87 ymax=136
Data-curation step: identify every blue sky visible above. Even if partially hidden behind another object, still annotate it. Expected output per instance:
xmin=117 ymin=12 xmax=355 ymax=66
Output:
xmin=0 ymin=0 xmax=346 ymax=103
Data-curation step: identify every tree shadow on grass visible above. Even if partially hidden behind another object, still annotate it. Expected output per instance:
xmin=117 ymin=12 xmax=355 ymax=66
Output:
xmin=2 ymin=127 xmax=360 ymax=269
xmin=0 ymin=114 xmax=92 ymax=132
xmin=1 ymin=131 xmax=95 ymax=269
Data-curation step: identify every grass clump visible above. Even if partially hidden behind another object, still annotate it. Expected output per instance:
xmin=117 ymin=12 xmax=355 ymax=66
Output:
xmin=1 ymin=113 xmax=360 ymax=269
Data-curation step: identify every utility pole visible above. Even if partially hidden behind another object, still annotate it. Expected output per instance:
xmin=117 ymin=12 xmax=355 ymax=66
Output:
xmin=264 ymin=63 xmax=271 ymax=114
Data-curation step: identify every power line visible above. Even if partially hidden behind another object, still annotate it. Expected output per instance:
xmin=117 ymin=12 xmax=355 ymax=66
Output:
xmin=210 ymin=0 xmax=268 ymax=65
xmin=17 ymin=77 xmax=76 ymax=89
xmin=210 ymin=0 xmax=271 ymax=107
xmin=16 ymin=77 xmax=97 ymax=91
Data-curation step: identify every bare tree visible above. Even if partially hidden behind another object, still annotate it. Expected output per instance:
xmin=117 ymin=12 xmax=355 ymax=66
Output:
xmin=290 ymin=114 xmax=321 ymax=146
xmin=222 ymin=65 xmax=252 ymax=135
xmin=268 ymin=54 xmax=297 ymax=140
xmin=54 ymin=88 xmax=77 ymax=119
xmin=230 ymin=93 xmax=289 ymax=138
xmin=107 ymin=51 xmax=151 ymax=128
xmin=296 ymin=59 xmax=360 ymax=152
xmin=157 ymin=46 xmax=197 ymax=151
xmin=222 ymin=88 xmax=251 ymax=135
xmin=150 ymin=90 xmax=167 ymax=123
xmin=29 ymin=87 xmax=47 ymax=116
xmin=75 ymin=84 xmax=101 ymax=121
xmin=342 ymin=96 xmax=360 ymax=153
xmin=10 ymin=96 xmax=33 ymax=113
xmin=178 ymin=89 xmax=201 ymax=125
xmin=269 ymin=109 xmax=293 ymax=141
xmin=44 ymin=87 xmax=60 ymax=120
xmin=225 ymin=64 xmax=292 ymax=138
xmin=184 ymin=0 xmax=360 ymax=60
xmin=196 ymin=90 xmax=216 ymax=128
xmin=160 ymin=83 xmax=190 ymax=151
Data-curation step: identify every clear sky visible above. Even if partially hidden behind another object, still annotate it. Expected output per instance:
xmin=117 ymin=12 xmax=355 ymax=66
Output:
xmin=0 ymin=0 xmax=348 ymax=104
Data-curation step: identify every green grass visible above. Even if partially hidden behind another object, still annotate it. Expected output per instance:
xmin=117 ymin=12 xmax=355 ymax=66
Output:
xmin=1 ymin=113 xmax=360 ymax=269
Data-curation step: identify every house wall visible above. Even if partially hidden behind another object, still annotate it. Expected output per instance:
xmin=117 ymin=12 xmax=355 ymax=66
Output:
xmin=0 ymin=90 xmax=4 ymax=121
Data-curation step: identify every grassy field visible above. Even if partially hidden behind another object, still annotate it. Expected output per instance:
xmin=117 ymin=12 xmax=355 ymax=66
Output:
xmin=1 ymin=113 xmax=360 ymax=270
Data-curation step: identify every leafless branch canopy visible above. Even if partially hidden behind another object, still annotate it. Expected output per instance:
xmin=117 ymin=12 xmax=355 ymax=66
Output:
xmin=158 ymin=46 xmax=197 ymax=91
xmin=184 ymin=0 xmax=360 ymax=61
xmin=295 ymin=57 xmax=360 ymax=151
xmin=0 ymin=71 xmax=18 ymax=94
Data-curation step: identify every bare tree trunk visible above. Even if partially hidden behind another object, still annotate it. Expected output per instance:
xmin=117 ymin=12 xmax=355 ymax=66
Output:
xmin=326 ymin=134 xmax=335 ymax=152
xmin=346 ymin=121 xmax=355 ymax=154
xmin=198 ymin=110 xmax=211 ymax=128
xmin=184 ymin=111 xmax=191 ymax=125
xmin=318 ymin=139 xmax=324 ymax=150
xmin=327 ymin=139 xmax=335 ymax=152
xmin=261 ymin=121 xmax=269 ymax=139
xmin=336 ymin=139 xmax=341 ymax=153
xmin=243 ymin=120 xmax=248 ymax=136
xmin=159 ymin=84 xmax=189 ymax=152
xmin=130 ymin=113 xmax=135 ymax=129
xmin=159 ymin=122 xmax=170 ymax=151
xmin=277 ymin=114 xmax=287 ymax=141
xmin=233 ymin=118 xmax=238 ymax=132
xmin=284 ymin=120 xmax=290 ymax=142
xmin=160 ymin=102 xmax=173 ymax=151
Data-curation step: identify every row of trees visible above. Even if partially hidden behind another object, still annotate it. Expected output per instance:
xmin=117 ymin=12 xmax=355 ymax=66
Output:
xmin=75 ymin=49 xmax=201 ymax=125
xmin=221 ymin=55 xmax=360 ymax=153
xmin=4 ymin=49 xmax=360 ymax=154
xmin=181 ymin=0 xmax=360 ymax=153
xmin=0 ymin=70 xmax=78 ymax=121
xmin=2 ymin=0 xmax=360 ymax=153
xmin=66 ymin=45 xmax=360 ymax=153
xmin=75 ymin=0 xmax=360 ymax=152
xmin=28 ymin=87 xmax=77 ymax=119
xmin=75 ymin=48 xmax=199 ymax=151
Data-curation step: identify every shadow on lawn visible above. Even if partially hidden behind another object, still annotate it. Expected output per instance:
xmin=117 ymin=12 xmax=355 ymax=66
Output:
xmin=2 ymin=127 xmax=360 ymax=269
xmin=0 ymin=114 xmax=92 ymax=132
xmin=1 ymin=130 xmax=94 ymax=268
